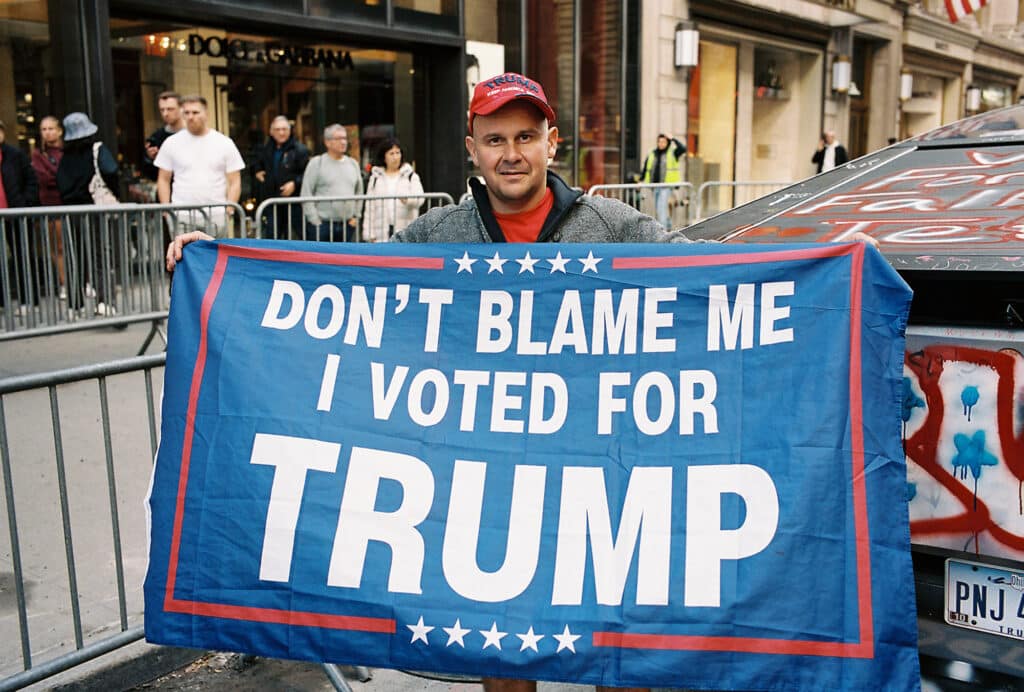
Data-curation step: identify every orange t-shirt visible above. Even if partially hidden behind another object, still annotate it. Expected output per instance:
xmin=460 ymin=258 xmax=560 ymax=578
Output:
xmin=492 ymin=188 xmax=554 ymax=243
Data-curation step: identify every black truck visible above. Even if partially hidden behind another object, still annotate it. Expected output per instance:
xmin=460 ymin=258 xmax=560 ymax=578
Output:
xmin=684 ymin=106 xmax=1024 ymax=690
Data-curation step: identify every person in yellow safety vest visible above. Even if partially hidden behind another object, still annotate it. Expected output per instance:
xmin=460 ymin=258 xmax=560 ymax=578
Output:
xmin=640 ymin=133 xmax=685 ymax=230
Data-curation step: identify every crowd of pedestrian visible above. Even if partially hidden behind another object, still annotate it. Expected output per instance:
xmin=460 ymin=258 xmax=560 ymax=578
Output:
xmin=1 ymin=90 xmax=431 ymax=317
xmin=1 ymin=109 xmax=122 ymax=315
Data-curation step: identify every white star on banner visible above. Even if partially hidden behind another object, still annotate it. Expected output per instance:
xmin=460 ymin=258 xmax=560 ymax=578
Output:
xmin=516 ymin=626 xmax=545 ymax=652
xmin=455 ymin=251 xmax=477 ymax=274
xmin=516 ymin=252 xmax=540 ymax=274
xmin=547 ymin=251 xmax=570 ymax=273
xmin=553 ymin=625 xmax=580 ymax=653
xmin=485 ymin=252 xmax=508 ymax=274
xmin=480 ymin=622 xmax=508 ymax=650
xmin=443 ymin=619 xmax=471 ymax=648
xmin=579 ymin=251 xmax=602 ymax=273
xmin=407 ymin=616 xmax=434 ymax=645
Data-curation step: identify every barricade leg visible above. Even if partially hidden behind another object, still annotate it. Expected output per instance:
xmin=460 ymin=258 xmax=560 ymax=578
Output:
xmin=8 ymin=219 xmax=47 ymax=321
xmin=322 ymin=663 xmax=354 ymax=692
xmin=96 ymin=215 xmax=118 ymax=315
xmin=64 ymin=216 xmax=85 ymax=314
xmin=138 ymin=318 xmax=168 ymax=356
xmin=321 ymin=664 xmax=371 ymax=687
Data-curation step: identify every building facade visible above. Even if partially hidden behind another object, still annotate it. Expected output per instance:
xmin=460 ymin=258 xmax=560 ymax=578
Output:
xmin=2 ymin=0 xmax=1023 ymax=201
xmin=641 ymin=0 xmax=1024 ymax=190
xmin=2 ymin=0 xmax=465 ymax=199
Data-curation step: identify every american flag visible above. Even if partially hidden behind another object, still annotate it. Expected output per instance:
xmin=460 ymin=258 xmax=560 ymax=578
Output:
xmin=946 ymin=0 xmax=987 ymax=22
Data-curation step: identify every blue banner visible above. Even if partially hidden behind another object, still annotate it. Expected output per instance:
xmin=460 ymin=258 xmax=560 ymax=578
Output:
xmin=145 ymin=239 xmax=919 ymax=690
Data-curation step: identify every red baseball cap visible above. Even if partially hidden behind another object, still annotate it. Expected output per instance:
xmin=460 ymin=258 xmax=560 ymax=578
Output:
xmin=468 ymin=72 xmax=556 ymax=134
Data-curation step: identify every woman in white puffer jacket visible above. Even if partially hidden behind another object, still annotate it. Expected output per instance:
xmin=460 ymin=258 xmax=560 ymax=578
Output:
xmin=362 ymin=138 xmax=424 ymax=242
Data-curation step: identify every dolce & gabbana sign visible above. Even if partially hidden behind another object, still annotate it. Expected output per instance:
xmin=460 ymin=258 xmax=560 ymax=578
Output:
xmin=187 ymin=34 xmax=355 ymax=70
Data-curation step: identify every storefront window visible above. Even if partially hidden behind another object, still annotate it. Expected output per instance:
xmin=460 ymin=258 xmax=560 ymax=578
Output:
xmin=526 ymin=0 xmax=575 ymax=185
xmin=577 ymin=0 xmax=621 ymax=189
xmin=393 ymin=0 xmax=459 ymax=32
xmin=110 ymin=19 xmax=420 ymax=206
xmin=749 ymin=46 xmax=820 ymax=181
xmin=213 ymin=0 xmax=304 ymax=12
xmin=902 ymin=73 xmax=952 ymax=138
xmin=309 ymin=1 xmax=385 ymax=23
xmin=394 ymin=0 xmax=458 ymax=15
xmin=691 ymin=40 xmax=737 ymax=214
xmin=316 ymin=0 xmax=462 ymax=32
xmin=0 ymin=0 xmax=53 ymax=153
xmin=978 ymin=83 xmax=1014 ymax=112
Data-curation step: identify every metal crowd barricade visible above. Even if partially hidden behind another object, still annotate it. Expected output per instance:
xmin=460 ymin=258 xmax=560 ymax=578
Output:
xmin=693 ymin=181 xmax=791 ymax=222
xmin=0 ymin=355 xmax=366 ymax=691
xmin=0 ymin=202 xmax=245 ymax=350
xmin=254 ymin=193 xmax=455 ymax=242
xmin=0 ymin=355 xmax=164 ymax=690
xmin=587 ymin=182 xmax=694 ymax=229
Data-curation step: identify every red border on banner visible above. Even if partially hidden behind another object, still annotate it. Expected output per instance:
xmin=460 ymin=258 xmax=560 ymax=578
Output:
xmin=163 ymin=243 xmax=872 ymax=655
xmin=162 ymin=244 xmax=443 ymax=634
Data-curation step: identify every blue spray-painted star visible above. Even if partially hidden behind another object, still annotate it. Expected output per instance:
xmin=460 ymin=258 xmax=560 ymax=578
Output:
xmin=961 ymin=386 xmax=980 ymax=422
xmin=951 ymin=430 xmax=998 ymax=480
xmin=901 ymin=378 xmax=925 ymax=423
xmin=906 ymin=482 xmax=917 ymax=502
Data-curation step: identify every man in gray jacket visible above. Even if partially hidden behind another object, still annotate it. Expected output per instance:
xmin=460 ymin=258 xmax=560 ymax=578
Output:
xmin=164 ymin=70 xmax=873 ymax=692
xmin=394 ymin=72 xmax=687 ymax=247
xmin=396 ymin=71 xmax=657 ymax=692
xmin=165 ymin=74 xmax=665 ymax=692
xmin=300 ymin=123 xmax=364 ymax=242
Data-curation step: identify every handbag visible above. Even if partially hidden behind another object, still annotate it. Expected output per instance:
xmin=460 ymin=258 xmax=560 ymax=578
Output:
xmin=88 ymin=141 xmax=118 ymax=205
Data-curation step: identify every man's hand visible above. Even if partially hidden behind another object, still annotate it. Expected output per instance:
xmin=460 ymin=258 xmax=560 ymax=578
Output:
xmin=255 ymin=170 xmax=267 ymax=183
xmin=280 ymin=181 xmax=296 ymax=197
xmin=166 ymin=231 xmax=215 ymax=272
xmin=850 ymin=231 xmax=880 ymax=250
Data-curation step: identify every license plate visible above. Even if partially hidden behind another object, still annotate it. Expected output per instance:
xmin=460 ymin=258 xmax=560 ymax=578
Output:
xmin=945 ymin=558 xmax=1024 ymax=640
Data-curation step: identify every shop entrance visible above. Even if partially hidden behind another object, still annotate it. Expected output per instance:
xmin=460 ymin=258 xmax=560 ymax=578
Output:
xmin=110 ymin=19 xmax=418 ymax=205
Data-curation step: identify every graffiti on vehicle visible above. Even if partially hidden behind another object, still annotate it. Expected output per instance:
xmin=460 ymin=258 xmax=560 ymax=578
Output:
xmin=904 ymin=345 xmax=1024 ymax=558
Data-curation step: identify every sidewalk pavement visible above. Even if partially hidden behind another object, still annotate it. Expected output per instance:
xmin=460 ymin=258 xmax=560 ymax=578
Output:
xmin=128 ymin=653 xmax=500 ymax=692
xmin=41 ymin=643 xmax=593 ymax=692
xmin=0 ymin=322 xmax=161 ymax=377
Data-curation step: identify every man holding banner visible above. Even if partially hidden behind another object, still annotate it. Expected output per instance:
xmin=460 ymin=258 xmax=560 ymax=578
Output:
xmin=404 ymin=73 xmax=669 ymax=692
xmin=157 ymin=73 xmax=916 ymax=692
xmin=165 ymin=72 xmax=678 ymax=692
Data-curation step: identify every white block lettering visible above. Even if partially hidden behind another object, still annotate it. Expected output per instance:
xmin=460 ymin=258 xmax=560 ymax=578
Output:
xmin=684 ymin=464 xmax=778 ymax=607
xmin=250 ymin=433 xmax=340 ymax=583
xmin=328 ymin=447 xmax=434 ymax=593
xmin=260 ymin=280 xmax=304 ymax=330
xmin=442 ymin=461 xmax=546 ymax=601
xmin=552 ymin=466 xmax=672 ymax=606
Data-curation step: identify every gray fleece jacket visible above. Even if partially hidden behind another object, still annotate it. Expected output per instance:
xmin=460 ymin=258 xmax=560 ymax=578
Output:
xmin=393 ymin=171 xmax=694 ymax=244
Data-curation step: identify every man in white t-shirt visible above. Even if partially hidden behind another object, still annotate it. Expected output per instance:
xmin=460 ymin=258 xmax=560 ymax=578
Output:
xmin=155 ymin=94 xmax=245 ymax=237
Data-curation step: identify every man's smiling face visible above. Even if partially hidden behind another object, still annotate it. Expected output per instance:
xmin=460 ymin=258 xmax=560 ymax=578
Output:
xmin=465 ymin=100 xmax=558 ymax=215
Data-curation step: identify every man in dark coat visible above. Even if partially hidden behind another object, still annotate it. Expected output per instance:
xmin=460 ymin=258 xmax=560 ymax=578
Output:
xmin=0 ymin=120 xmax=39 ymax=208
xmin=811 ymin=130 xmax=849 ymax=174
xmin=253 ymin=115 xmax=309 ymax=239
xmin=141 ymin=91 xmax=185 ymax=182
xmin=0 ymin=119 xmax=40 ymax=311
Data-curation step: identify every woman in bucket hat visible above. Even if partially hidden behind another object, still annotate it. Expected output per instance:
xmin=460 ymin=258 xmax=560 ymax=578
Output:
xmin=56 ymin=112 xmax=119 ymax=315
